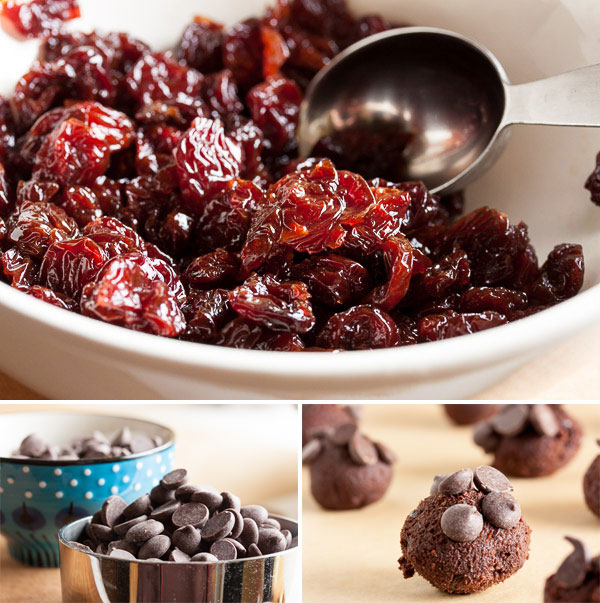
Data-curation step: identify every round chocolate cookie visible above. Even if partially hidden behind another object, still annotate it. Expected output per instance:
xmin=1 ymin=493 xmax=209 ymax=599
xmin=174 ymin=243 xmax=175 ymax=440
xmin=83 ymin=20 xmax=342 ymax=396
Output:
xmin=544 ymin=537 xmax=599 ymax=602
xmin=444 ymin=404 xmax=499 ymax=425
xmin=302 ymin=404 xmax=359 ymax=446
xmin=303 ymin=424 xmax=394 ymax=510
xmin=583 ymin=440 xmax=600 ymax=517
xmin=399 ymin=466 xmax=531 ymax=594
xmin=473 ymin=404 xmax=583 ymax=477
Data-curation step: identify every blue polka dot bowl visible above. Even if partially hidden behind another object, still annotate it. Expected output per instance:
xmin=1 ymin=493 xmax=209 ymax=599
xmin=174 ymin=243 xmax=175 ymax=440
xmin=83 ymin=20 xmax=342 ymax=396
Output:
xmin=0 ymin=412 xmax=175 ymax=568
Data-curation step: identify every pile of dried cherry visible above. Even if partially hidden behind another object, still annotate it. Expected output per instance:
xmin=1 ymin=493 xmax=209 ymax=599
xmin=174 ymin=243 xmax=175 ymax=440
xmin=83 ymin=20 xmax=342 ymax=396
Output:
xmin=0 ymin=0 xmax=588 ymax=351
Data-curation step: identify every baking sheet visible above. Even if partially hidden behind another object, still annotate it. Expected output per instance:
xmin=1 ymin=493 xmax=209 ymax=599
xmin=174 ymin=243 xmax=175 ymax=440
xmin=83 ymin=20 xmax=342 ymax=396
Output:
xmin=302 ymin=404 xmax=600 ymax=602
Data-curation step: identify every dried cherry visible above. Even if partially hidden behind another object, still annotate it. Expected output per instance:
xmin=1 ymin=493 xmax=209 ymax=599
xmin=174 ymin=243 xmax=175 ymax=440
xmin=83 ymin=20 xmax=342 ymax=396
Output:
xmin=175 ymin=16 xmax=224 ymax=73
xmin=417 ymin=310 xmax=507 ymax=342
xmin=1 ymin=0 xmax=80 ymax=39
xmin=23 ymin=284 xmax=76 ymax=310
xmin=2 ymin=247 xmax=38 ymax=289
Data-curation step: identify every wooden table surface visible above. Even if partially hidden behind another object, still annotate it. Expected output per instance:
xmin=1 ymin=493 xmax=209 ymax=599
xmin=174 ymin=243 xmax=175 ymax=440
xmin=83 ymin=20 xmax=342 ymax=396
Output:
xmin=2 ymin=323 xmax=600 ymax=400
xmin=302 ymin=404 xmax=600 ymax=603
xmin=0 ymin=404 xmax=298 ymax=603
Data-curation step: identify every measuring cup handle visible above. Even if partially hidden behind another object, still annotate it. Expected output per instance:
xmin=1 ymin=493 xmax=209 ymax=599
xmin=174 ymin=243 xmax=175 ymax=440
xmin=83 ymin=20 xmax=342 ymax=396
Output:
xmin=504 ymin=63 xmax=600 ymax=127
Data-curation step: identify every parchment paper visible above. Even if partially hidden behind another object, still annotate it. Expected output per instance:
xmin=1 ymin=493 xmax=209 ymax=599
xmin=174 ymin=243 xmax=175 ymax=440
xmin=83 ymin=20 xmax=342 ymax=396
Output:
xmin=302 ymin=404 xmax=600 ymax=602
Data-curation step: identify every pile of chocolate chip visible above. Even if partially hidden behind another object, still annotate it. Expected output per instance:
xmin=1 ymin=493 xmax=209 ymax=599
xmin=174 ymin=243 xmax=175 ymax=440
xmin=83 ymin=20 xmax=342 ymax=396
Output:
xmin=431 ymin=466 xmax=522 ymax=542
xmin=302 ymin=423 xmax=396 ymax=467
xmin=552 ymin=536 xmax=599 ymax=591
xmin=474 ymin=404 xmax=561 ymax=452
xmin=71 ymin=469 xmax=296 ymax=562
xmin=12 ymin=428 xmax=162 ymax=460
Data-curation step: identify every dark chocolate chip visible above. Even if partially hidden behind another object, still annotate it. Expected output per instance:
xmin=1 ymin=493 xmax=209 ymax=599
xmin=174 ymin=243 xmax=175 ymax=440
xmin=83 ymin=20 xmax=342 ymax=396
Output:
xmin=226 ymin=538 xmax=246 ymax=555
xmin=101 ymin=496 xmax=127 ymax=527
xmin=474 ymin=466 xmax=513 ymax=494
xmin=555 ymin=536 xmax=591 ymax=588
xmin=210 ymin=539 xmax=237 ymax=560
xmin=139 ymin=534 xmax=171 ymax=560
xmin=169 ymin=548 xmax=191 ymax=562
xmin=220 ymin=492 xmax=241 ymax=512
xmin=114 ymin=515 xmax=148 ymax=538
xmin=175 ymin=484 xmax=202 ymax=502
xmin=190 ymin=489 xmax=223 ymax=513
xmin=191 ymin=552 xmax=219 ymax=563
xmin=330 ymin=423 xmax=358 ymax=446
xmin=130 ymin=434 xmax=155 ymax=454
xmin=482 ymin=492 xmax=521 ymax=529
xmin=261 ymin=517 xmax=281 ymax=530
xmin=19 ymin=434 xmax=47 ymax=457
xmin=108 ymin=540 xmax=138 ymax=556
xmin=348 ymin=432 xmax=378 ymax=466
xmin=247 ymin=543 xmax=262 ymax=558
xmin=91 ymin=510 xmax=104 ymax=525
xmin=239 ymin=518 xmax=259 ymax=548
xmin=202 ymin=511 xmax=235 ymax=542
xmin=282 ymin=529 xmax=292 ymax=548
xmin=112 ymin=427 xmax=132 ymax=448
xmin=529 ymin=405 xmax=559 ymax=437
xmin=161 ymin=469 xmax=188 ymax=490
xmin=440 ymin=504 xmax=483 ymax=542
xmin=150 ymin=484 xmax=176 ymax=506
xmin=302 ymin=439 xmax=322 ymax=464
xmin=430 ymin=474 xmax=449 ymax=495
xmin=438 ymin=469 xmax=473 ymax=495
xmin=473 ymin=421 xmax=501 ymax=453
xmin=491 ymin=404 xmax=529 ymax=436
xmin=109 ymin=549 xmax=136 ymax=561
xmin=150 ymin=500 xmax=181 ymax=522
xmin=96 ymin=543 xmax=108 ymax=554
xmin=240 ymin=505 xmax=268 ymax=524
xmin=374 ymin=442 xmax=396 ymax=465
xmin=122 ymin=494 xmax=152 ymax=520
xmin=172 ymin=525 xmax=201 ymax=555
xmin=125 ymin=519 xmax=164 ymax=543
xmin=226 ymin=508 xmax=244 ymax=539
xmin=88 ymin=523 xmax=116 ymax=543
xmin=171 ymin=502 xmax=209 ymax=528
xmin=258 ymin=528 xmax=287 ymax=554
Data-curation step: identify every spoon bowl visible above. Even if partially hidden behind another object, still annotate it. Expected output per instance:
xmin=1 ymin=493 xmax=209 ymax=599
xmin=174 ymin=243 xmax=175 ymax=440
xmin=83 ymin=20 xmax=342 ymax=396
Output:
xmin=297 ymin=27 xmax=600 ymax=193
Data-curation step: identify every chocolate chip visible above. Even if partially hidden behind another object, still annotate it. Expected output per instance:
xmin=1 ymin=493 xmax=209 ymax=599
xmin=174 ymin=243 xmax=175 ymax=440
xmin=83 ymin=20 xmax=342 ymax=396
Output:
xmin=440 ymin=504 xmax=483 ymax=542
xmin=239 ymin=518 xmax=259 ymax=548
xmin=169 ymin=548 xmax=191 ymax=562
xmin=83 ymin=443 xmax=112 ymax=459
xmin=210 ymin=539 xmax=237 ymax=560
xmin=282 ymin=529 xmax=292 ymax=548
xmin=130 ymin=434 xmax=155 ymax=454
xmin=258 ymin=528 xmax=287 ymax=554
xmin=374 ymin=442 xmax=396 ymax=465
xmin=473 ymin=421 xmax=500 ymax=453
xmin=91 ymin=510 xmax=104 ymax=525
xmin=226 ymin=508 xmax=244 ymax=539
xmin=109 ymin=549 xmax=136 ymax=561
xmin=331 ymin=423 xmax=358 ymax=446
xmin=247 ymin=543 xmax=262 ymax=558
xmin=122 ymin=495 xmax=152 ymax=521
xmin=227 ymin=537 xmax=246 ymax=555
xmin=18 ymin=433 xmax=47 ymax=457
xmin=150 ymin=500 xmax=181 ymax=522
xmin=220 ymin=492 xmax=241 ymax=512
xmin=114 ymin=515 xmax=148 ymax=538
xmin=240 ymin=505 xmax=268 ymax=525
xmin=302 ymin=439 xmax=322 ymax=464
xmin=107 ymin=540 xmax=138 ymax=556
xmin=87 ymin=523 xmax=115 ymax=543
xmin=438 ymin=469 xmax=473 ymax=495
xmin=261 ymin=517 xmax=281 ymax=530
xmin=482 ymin=492 xmax=521 ymax=529
xmin=190 ymin=489 xmax=223 ymax=513
xmin=101 ymin=496 xmax=127 ymax=527
xmin=529 ymin=405 xmax=559 ymax=437
xmin=171 ymin=502 xmax=209 ymax=528
xmin=172 ymin=525 xmax=201 ymax=555
xmin=491 ymin=404 xmax=529 ymax=436
xmin=112 ymin=427 xmax=132 ymax=448
xmin=175 ymin=484 xmax=202 ymax=502
xmin=96 ymin=543 xmax=108 ymax=555
xmin=191 ymin=552 xmax=219 ymax=563
xmin=555 ymin=536 xmax=591 ymax=588
xmin=348 ymin=432 xmax=378 ymax=466
xmin=139 ymin=534 xmax=171 ymax=560
xmin=202 ymin=511 xmax=235 ymax=542
xmin=125 ymin=519 xmax=164 ymax=543
xmin=474 ymin=466 xmax=513 ymax=493
xmin=161 ymin=469 xmax=188 ymax=490
xmin=430 ymin=474 xmax=449 ymax=495
xmin=150 ymin=484 xmax=176 ymax=506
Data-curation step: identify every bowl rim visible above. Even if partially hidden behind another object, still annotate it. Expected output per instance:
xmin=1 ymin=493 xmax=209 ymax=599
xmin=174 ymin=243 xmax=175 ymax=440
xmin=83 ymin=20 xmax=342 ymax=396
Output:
xmin=0 ymin=411 xmax=176 ymax=465
xmin=58 ymin=514 xmax=299 ymax=564
xmin=1 ymin=279 xmax=600 ymax=382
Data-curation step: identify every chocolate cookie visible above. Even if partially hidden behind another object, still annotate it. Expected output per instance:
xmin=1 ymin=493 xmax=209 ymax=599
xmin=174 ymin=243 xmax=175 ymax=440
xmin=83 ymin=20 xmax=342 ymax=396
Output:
xmin=303 ymin=424 xmax=394 ymax=510
xmin=583 ymin=439 xmax=600 ymax=517
xmin=473 ymin=404 xmax=582 ymax=477
xmin=444 ymin=404 xmax=499 ymax=425
xmin=399 ymin=466 xmax=531 ymax=594
xmin=302 ymin=404 xmax=359 ymax=446
xmin=544 ymin=537 xmax=599 ymax=602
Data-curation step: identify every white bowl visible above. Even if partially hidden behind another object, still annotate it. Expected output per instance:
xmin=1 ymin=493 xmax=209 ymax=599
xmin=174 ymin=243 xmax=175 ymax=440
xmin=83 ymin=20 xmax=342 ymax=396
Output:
xmin=1 ymin=0 xmax=599 ymax=399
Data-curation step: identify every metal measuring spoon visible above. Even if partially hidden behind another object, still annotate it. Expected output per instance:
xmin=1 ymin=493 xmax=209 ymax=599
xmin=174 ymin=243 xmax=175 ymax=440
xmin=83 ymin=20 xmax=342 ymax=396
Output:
xmin=297 ymin=27 xmax=600 ymax=193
